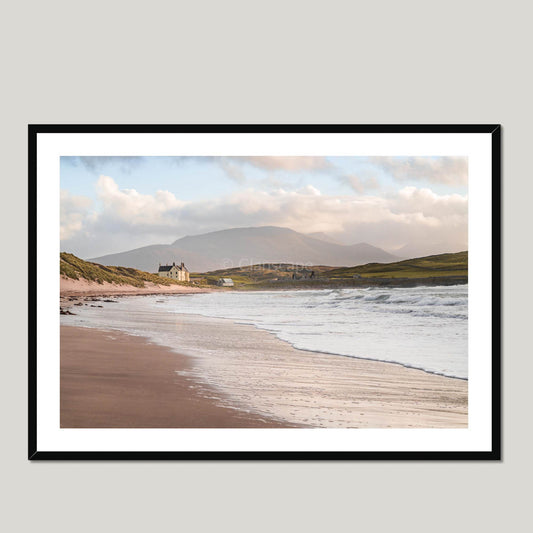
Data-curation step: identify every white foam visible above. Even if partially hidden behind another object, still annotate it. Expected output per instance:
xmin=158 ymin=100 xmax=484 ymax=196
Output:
xmin=62 ymin=285 xmax=468 ymax=379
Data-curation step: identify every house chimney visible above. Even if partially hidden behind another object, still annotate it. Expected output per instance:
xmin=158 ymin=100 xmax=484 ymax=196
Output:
xmin=181 ymin=262 xmax=184 ymax=268
xmin=173 ymin=261 xmax=175 ymax=266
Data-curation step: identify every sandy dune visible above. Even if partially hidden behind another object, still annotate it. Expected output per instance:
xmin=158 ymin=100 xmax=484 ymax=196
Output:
xmin=60 ymin=276 xmax=211 ymax=297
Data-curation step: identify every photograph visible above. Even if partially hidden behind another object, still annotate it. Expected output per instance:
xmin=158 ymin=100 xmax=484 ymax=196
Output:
xmin=29 ymin=125 xmax=500 ymax=458
xmin=7 ymin=3 xmax=528 ymax=531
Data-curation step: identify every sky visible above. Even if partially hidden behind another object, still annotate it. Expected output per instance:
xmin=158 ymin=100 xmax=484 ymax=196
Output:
xmin=60 ymin=156 xmax=468 ymax=258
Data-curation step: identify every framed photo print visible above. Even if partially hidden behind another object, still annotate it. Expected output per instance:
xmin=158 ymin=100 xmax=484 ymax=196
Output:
xmin=29 ymin=124 xmax=501 ymax=459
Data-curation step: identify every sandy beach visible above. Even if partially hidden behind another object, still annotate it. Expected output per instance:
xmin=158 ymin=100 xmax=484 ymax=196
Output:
xmin=60 ymin=313 xmax=468 ymax=428
xmin=164 ymin=313 xmax=468 ymax=428
xmin=61 ymin=326 xmax=292 ymax=428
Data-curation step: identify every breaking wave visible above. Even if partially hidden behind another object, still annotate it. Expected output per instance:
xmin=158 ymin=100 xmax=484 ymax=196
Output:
xmin=153 ymin=285 xmax=469 ymax=379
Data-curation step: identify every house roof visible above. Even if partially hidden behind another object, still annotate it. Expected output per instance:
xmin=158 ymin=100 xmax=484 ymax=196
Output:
xmin=219 ymin=278 xmax=234 ymax=283
xmin=158 ymin=265 xmax=176 ymax=272
xmin=159 ymin=262 xmax=187 ymax=272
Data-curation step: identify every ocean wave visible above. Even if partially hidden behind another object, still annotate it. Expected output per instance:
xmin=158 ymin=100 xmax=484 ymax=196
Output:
xmin=364 ymin=294 xmax=467 ymax=307
xmin=274 ymin=337 xmax=467 ymax=381
xmin=361 ymin=293 xmax=390 ymax=302
xmin=146 ymin=286 xmax=468 ymax=378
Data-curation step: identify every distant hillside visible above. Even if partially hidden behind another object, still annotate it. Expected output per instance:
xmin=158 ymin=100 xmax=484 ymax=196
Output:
xmin=191 ymin=251 xmax=468 ymax=289
xmin=90 ymin=226 xmax=398 ymax=272
xmin=194 ymin=263 xmax=337 ymax=287
xmin=60 ymin=253 xmax=191 ymax=288
xmin=327 ymin=251 xmax=468 ymax=279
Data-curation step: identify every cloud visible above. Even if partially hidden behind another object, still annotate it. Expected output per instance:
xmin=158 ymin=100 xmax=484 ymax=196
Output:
xmin=368 ymin=156 xmax=468 ymax=185
xmin=235 ymin=156 xmax=331 ymax=172
xmin=60 ymin=175 xmax=467 ymax=258
xmin=60 ymin=190 xmax=93 ymax=240
xmin=218 ymin=159 xmax=246 ymax=184
xmin=63 ymin=156 xmax=467 ymax=191
xmin=340 ymin=174 xmax=380 ymax=193
xmin=62 ymin=156 xmax=146 ymax=173
xmin=167 ymin=156 xmax=331 ymax=185
xmin=392 ymin=186 xmax=468 ymax=218
xmin=167 ymin=155 xmax=330 ymax=178
xmin=214 ymin=156 xmax=332 ymax=184
xmin=95 ymin=175 xmax=186 ymax=230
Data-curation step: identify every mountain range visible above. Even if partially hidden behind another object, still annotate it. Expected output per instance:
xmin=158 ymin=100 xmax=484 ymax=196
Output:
xmin=89 ymin=226 xmax=399 ymax=273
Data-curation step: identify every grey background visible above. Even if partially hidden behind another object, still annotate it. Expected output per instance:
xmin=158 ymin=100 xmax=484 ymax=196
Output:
xmin=1 ymin=1 xmax=529 ymax=531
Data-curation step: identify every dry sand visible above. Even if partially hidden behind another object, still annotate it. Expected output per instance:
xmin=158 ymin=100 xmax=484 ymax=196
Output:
xmin=60 ymin=276 xmax=212 ymax=297
xmin=61 ymin=326 xmax=292 ymax=428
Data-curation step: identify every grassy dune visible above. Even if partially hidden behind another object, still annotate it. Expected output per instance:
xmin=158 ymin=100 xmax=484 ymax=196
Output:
xmin=60 ymin=253 xmax=192 ymax=287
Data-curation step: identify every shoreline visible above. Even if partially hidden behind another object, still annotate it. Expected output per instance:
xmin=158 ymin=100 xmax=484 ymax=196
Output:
xmin=61 ymin=325 xmax=294 ymax=428
xmin=61 ymin=293 xmax=467 ymax=382
xmin=165 ymin=314 xmax=468 ymax=428
xmin=270 ymin=343 xmax=468 ymax=382
xmin=61 ymin=305 xmax=468 ymax=427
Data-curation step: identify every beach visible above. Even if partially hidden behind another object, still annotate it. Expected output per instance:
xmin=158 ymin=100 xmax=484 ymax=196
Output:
xmin=60 ymin=289 xmax=468 ymax=428
xmin=60 ymin=275 xmax=212 ymax=298
xmin=61 ymin=326 xmax=292 ymax=428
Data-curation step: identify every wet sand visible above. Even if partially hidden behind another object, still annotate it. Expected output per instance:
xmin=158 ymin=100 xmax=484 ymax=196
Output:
xmin=170 ymin=314 xmax=469 ymax=428
xmin=60 ymin=326 xmax=292 ymax=428
xmin=60 ymin=316 xmax=468 ymax=428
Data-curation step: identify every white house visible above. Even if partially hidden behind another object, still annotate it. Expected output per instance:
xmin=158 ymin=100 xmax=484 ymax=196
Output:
xmin=158 ymin=262 xmax=190 ymax=282
xmin=217 ymin=278 xmax=234 ymax=287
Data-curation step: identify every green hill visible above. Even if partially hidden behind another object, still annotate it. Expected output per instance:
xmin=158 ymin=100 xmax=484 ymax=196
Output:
xmin=60 ymin=253 xmax=193 ymax=288
xmin=61 ymin=251 xmax=467 ymax=291
xmin=190 ymin=251 xmax=468 ymax=289
xmin=192 ymin=263 xmax=335 ymax=286
xmin=327 ymin=251 xmax=468 ymax=279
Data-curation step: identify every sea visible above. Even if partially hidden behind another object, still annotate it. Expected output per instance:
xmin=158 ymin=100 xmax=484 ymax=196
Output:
xmin=62 ymin=284 xmax=468 ymax=380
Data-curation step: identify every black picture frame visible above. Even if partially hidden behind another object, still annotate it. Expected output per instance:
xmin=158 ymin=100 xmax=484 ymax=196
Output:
xmin=28 ymin=124 xmax=501 ymax=460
